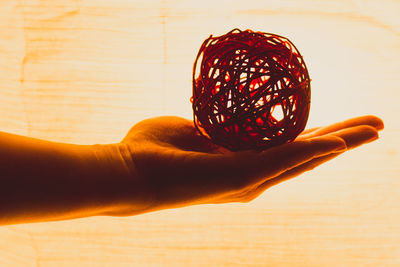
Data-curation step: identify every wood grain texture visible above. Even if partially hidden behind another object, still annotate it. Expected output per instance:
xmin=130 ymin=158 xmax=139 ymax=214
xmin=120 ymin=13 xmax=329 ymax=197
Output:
xmin=0 ymin=0 xmax=399 ymax=266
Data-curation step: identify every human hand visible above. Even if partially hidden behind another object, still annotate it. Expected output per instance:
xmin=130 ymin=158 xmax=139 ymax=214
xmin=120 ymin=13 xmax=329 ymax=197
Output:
xmin=115 ymin=115 xmax=383 ymax=215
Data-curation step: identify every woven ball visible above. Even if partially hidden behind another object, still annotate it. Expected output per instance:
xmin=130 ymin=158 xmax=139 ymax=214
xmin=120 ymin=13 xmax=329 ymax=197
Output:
xmin=192 ymin=28 xmax=311 ymax=151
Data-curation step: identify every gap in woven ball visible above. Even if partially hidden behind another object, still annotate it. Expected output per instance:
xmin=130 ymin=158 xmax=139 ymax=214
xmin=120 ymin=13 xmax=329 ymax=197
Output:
xmin=192 ymin=28 xmax=311 ymax=151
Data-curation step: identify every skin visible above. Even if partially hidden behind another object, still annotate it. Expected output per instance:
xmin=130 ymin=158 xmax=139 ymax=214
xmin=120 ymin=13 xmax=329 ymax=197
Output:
xmin=0 ymin=115 xmax=384 ymax=225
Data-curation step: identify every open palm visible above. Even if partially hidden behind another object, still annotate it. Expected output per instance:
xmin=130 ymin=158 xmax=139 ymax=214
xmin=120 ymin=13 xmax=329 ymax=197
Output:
xmin=120 ymin=115 xmax=383 ymax=214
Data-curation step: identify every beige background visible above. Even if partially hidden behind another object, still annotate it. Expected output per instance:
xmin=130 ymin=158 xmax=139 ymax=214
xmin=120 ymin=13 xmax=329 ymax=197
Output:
xmin=0 ymin=0 xmax=399 ymax=266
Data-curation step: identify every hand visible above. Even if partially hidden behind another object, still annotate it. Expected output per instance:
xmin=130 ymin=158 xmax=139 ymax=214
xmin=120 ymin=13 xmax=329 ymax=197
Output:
xmin=116 ymin=115 xmax=384 ymax=215
xmin=0 ymin=115 xmax=382 ymax=225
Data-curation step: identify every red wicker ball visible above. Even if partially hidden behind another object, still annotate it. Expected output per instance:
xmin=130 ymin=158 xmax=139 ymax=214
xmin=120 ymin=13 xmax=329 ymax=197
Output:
xmin=191 ymin=28 xmax=311 ymax=151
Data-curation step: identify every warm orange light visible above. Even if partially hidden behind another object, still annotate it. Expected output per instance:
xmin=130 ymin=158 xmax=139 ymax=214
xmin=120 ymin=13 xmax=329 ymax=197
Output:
xmin=0 ymin=0 xmax=398 ymax=266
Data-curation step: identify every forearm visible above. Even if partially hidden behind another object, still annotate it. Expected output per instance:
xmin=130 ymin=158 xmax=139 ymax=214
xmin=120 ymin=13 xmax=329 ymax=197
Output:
xmin=0 ymin=132 xmax=142 ymax=225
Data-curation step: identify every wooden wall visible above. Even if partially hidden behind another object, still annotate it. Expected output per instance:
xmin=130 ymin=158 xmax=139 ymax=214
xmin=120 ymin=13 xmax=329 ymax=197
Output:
xmin=0 ymin=0 xmax=399 ymax=266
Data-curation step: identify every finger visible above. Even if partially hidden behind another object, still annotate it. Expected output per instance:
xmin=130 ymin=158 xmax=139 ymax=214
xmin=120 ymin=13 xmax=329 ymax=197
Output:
xmin=216 ymin=135 xmax=347 ymax=189
xmin=241 ymin=124 xmax=380 ymax=202
xmin=189 ymin=134 xmax=346 ymax=195
xmin=261 ymin=125 xmax=378 ymax=188
xmin=191 ymin=123 xmax=376 ymax=193
xmin=255 ymin=135 xmax=347 ymax=177
xmin=240 ymin=152 xmax=341 ymax=202
xmin=326 ymin=125 xmax=379 ymax=149
xmin=297 ymin=115 xmax=384 ymax=140
xmin=210 ymin=149 xmax=344 ymax=204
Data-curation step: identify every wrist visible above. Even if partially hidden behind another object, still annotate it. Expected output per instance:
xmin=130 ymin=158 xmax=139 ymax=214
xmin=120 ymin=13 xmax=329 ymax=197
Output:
xmin=88 ymin=143 xmax=154 ymax=216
